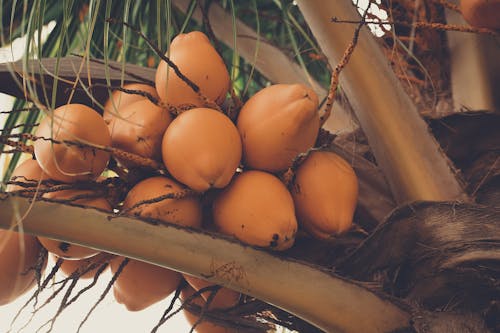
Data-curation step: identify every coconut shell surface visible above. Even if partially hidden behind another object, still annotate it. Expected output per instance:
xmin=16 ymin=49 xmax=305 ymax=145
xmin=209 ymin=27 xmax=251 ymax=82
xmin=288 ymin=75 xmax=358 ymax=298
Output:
xmin=34 ymin=104 xmax=111 ymax=183
xmin=213 ymin=170 xmax=297 ymax=250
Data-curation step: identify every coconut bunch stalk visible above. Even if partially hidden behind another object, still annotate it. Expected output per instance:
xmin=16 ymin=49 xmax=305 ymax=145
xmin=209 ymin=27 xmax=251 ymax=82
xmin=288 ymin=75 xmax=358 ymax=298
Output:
xmin=0 ymin=195 xmax=412 ymax=333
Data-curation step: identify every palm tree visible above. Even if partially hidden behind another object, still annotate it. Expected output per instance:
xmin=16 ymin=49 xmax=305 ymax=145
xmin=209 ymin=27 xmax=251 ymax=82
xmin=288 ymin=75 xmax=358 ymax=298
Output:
xmin=0 ymin=0 xmax=498 ymax=332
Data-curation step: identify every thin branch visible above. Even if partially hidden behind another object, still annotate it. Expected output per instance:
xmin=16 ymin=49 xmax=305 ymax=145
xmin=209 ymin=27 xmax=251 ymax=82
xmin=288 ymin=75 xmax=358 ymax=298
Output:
xmin=150 ymin=280 xmax=188 ymax=333
xmin=120 ymin=189 xmax=199 ymax=215
xmin=430 ymin=0 xmax=461 ymax=13
xmin=2 ymin=132 xmax=164 ymax=170
xmin=321 ymin=9 xmax=366 ymax=127
xmin=76 ymin=257 xmax=129 ymax=333
xmin=330 ymin=17 xmax=499 ymax=37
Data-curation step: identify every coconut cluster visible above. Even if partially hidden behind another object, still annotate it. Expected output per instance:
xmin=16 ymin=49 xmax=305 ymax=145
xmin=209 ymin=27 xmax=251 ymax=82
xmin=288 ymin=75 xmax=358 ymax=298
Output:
xmin=2 ymin=31 xmax=358 ymax=328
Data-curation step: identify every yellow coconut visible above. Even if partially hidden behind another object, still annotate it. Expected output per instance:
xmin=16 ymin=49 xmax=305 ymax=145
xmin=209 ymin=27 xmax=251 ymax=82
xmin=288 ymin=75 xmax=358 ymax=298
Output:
xmin=1 ymin=160 xmax=48 ymax=305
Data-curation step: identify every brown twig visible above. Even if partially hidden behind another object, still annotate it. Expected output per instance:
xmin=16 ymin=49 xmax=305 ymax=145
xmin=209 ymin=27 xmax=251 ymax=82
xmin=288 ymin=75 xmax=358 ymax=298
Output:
xmin=94 ymin=83 xmax=161 ymax=105
xmin=396 ymin=74 xmax=426 ymax=85
xmin=7 ymin=258 xmax=64 ymax=333
xmin=331 ymin=17 xmax=499 ymax=37
xmin=76 ymin=257 xmax=129 ymax=333
xmin=196 ymin=0 xmax=222 ymax=55
xmin=0 ymin=137 xmax=34 ymax=154
xmin=0 ymin=107 xmax=39 ymax=115
xmin=110 ymin=147 xmax=164 ymax=170
xmin=226 ymin=87 xmax=244 ymax=121
xmin=40 ymin=275 xmax=80 ymax=333
xmin=188 ymin=286 xmax=222 ymax=333
xmin=1 ymin=123 xmax=39 ymax=131
xmin=430 ymin=0 xmax=461 ymax=13
xmin=157 ymin=285 xmax=223 ymax=326
xmin=320 ymin=9 xmax=366 ymax=127
xmin=65 ymin=260 xmax=111 ymax=306
xmin=150 ymin=280 xmax=188 ymax=333
xmin=471 ymin=156 xmax=499 ymax=197
xmin=3 ymin=132 xmax=165 ymax=171
xmin=280 ymin=146 xmax=326 ymax=189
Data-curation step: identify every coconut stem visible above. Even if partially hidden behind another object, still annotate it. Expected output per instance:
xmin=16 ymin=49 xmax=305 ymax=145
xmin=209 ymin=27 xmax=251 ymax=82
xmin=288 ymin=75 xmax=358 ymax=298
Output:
xmin=0 ymin=196 xmax=411 ymax=333
xmin=297 ymin=0 xmax=468 ymax=204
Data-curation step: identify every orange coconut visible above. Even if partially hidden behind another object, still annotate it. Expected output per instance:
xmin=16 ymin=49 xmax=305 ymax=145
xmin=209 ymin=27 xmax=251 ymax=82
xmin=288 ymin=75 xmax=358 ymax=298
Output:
xmin=213 ymin=170 xmax=297 ymax=250
xmin=0 ymin=230 xmax=45 ymax=305
xmin=237 ymin=84 xmax=320 ymax=172
xmin=460 ymin=0 xmax=500 ymax=29
xmin=110 ymin=256 xmax=182 ymax=311
xmin=155 ymin=31 xmax=230 ymax=107
xmin=106 ymin=99 xmax=172 ymax=162
xmin=122 ymin=176 xmax=202 ymax=227
xmin=6 ymin=158 xmax=49 ymax=194
xmin=1 ymin=160 xmax=47 ymax=305
xmin=34 ymin=104 xmax=111 ymax=183
xmin=291 ymin=151 xmax=358 ymax=239
xmin=161 ymin=108 xmax=241 ymax=192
